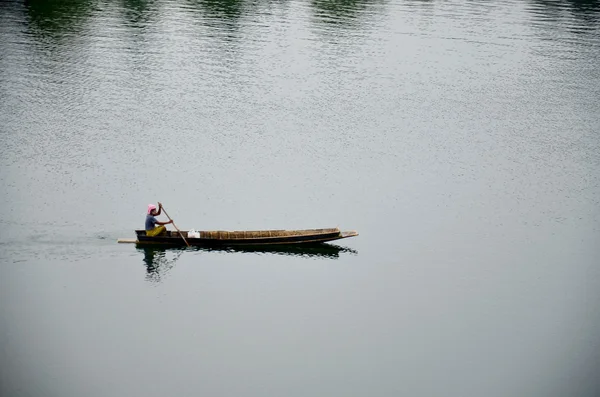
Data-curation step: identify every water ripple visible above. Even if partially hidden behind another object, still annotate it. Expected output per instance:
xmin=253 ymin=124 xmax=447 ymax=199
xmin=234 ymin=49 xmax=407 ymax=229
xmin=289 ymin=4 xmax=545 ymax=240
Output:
xmin=0 ymin=0 xmax=598 ymax=256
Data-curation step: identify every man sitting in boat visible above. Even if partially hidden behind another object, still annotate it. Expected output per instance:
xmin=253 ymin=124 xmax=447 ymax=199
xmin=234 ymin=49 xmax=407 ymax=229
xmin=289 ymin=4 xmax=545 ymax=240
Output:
xmin=145 ymin=202 xmax=173 ymax=237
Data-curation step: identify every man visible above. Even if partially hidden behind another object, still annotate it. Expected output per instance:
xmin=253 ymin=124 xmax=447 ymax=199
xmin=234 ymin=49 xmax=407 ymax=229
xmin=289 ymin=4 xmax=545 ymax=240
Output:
xmin=145 ymin=202 xmax=173 ymax=236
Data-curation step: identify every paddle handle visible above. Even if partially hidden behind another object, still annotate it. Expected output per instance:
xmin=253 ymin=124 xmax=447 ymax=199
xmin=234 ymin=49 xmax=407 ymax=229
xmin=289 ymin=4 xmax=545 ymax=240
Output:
xmin=161 ymin=205 xmax=190 ymax=247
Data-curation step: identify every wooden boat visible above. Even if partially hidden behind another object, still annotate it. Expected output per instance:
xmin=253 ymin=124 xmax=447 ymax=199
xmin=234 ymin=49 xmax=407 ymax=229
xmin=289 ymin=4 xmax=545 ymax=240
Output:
xmin=118 ymin=227 xmax=358 ymax=247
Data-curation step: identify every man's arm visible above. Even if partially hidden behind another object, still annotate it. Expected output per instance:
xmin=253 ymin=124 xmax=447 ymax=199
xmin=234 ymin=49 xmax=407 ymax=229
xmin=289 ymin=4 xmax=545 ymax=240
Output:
xmin=155 ymin=202 xmax=163 ymax=216
xmin=156 ymin=220 xmax=173 ymax=226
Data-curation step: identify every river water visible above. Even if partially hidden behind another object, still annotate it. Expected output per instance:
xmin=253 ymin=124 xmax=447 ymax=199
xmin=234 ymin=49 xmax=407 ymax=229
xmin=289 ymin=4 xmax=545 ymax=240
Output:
xmin=1 ymin=0 xmax=599 ymax=396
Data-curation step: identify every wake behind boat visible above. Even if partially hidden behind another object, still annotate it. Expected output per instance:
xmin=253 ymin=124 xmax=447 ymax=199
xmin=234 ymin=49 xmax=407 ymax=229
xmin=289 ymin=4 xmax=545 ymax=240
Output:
xmin=118 ymin=227 xmax=358 ymax=247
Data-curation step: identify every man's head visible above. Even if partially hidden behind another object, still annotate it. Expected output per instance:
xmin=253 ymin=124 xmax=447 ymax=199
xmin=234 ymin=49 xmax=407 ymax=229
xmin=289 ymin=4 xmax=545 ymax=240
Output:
xmin=147 ymin=204 xmax=157 ymax=215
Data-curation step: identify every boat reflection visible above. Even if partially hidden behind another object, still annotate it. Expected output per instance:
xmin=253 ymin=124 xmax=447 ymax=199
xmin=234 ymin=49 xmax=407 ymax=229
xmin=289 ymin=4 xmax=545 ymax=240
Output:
xmin=140 ymin=243 xmax=357 ymax=281
xmin=201 ymin=243 xmax=358 ymax=259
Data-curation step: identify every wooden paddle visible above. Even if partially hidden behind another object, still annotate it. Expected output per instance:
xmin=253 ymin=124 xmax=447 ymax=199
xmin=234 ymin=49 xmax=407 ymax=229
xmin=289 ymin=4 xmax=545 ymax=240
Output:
xmin=159 ymin=204 xmax=190 ymax=247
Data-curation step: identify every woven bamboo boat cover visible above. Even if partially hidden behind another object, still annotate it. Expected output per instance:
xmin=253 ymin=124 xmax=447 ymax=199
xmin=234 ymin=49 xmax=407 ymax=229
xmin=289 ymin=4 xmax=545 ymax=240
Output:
xmin=200 ymin=228 xmax=340 ymax=240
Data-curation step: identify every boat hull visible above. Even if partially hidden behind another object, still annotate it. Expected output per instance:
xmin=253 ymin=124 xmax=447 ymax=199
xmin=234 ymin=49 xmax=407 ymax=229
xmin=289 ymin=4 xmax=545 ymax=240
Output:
xmin=130 ymin=228 xmax=358 ymax=247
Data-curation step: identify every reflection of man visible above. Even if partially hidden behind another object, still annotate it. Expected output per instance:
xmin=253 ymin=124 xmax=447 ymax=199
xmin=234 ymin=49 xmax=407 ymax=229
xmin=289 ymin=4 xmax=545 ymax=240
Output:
xmin=142 ymin=247 xmax=168 ymax=283
xmin=143 ymin=248 xmax=157 ymax=274
xmin=145 ymin=202 xmax=173 ymax=236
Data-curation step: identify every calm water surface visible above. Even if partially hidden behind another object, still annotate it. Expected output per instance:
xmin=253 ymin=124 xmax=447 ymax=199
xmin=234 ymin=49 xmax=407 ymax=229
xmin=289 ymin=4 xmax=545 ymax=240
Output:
xmin=1 ymin=0 xmax=599 ymax=396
